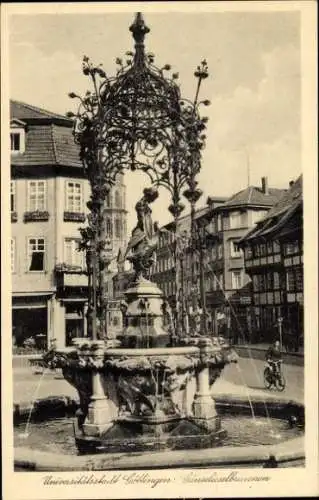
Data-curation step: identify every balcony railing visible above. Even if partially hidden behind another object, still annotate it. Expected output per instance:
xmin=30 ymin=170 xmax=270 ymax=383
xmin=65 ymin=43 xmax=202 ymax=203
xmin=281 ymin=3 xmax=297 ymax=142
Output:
xmin=24 ymin=210 xmax=50 ymax=222
xmin=63 ymin=211 xmax=86 ymax=223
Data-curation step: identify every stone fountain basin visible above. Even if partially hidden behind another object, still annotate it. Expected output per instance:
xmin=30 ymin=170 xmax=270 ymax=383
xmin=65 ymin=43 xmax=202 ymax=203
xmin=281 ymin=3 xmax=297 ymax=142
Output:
xmin=42 ymin=342 xmax=238 ymax=428
xmin=14 ymin=390 xmax=305 ymax=470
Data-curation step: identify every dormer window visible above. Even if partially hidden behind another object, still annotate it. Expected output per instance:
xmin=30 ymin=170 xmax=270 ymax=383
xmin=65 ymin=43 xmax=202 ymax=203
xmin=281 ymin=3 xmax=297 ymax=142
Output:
xmin=10 ymin=119 xmax=26 ymax=154
xmin=11 ymin=133 xmax=20 ymax=151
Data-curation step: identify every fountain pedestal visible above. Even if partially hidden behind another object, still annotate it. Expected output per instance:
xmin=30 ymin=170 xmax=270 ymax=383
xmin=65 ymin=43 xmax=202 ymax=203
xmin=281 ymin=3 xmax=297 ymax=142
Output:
xmin=192 ymin=338 xmax=220 ymax=432
xmin=81 ymin=341 xmax=116 ymax=436
xmin=118 ymin=277 xmax=169 ymax=348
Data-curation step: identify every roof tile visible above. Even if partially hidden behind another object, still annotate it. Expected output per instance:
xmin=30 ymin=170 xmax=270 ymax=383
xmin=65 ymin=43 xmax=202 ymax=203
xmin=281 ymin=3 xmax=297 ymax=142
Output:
xmin=239 ymin=175 xmax=303 ymax=243
xmin=220 ymin=185 xmax=286 ymax=209
xmin=262 ymin=175 xmax=302 ymax=220
xmin=11 ymin=122 xmax=82 ymax=169
xmin=10 ymin=100 xmax=71 ymax=123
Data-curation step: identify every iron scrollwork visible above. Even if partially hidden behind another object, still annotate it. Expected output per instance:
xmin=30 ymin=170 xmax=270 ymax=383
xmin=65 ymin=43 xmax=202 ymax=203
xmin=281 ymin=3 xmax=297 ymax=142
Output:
xmin=67 ymin=12 xmax=210 ymax=339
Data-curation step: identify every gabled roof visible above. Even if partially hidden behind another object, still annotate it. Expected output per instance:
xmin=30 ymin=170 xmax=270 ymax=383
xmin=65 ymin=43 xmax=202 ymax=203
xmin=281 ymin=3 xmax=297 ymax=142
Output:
xmin=215 ymin=185 xmax=286 ymax=211
xmin=239 ymin=175 xmax=303 ymax=244
xmin=261 ymin=175 xmax=302 ymax=221
xmin=10 ymin=100 xmax=72 ymax=125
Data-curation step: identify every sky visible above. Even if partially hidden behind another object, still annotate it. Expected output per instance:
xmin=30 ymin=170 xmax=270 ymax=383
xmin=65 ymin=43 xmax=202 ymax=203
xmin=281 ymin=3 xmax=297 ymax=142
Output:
xmin=9 ymin=8 xmax=301 ymax=233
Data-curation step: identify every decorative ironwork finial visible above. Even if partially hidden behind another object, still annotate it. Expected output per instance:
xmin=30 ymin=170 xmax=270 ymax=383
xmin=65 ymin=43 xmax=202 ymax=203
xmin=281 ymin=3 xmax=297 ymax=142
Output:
xmin=129 ymin=12 xmax=150 ymax=44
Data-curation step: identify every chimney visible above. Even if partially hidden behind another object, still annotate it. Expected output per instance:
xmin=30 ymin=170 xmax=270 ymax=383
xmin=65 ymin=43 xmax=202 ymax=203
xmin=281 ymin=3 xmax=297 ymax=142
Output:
xmin=261 ymin=176 xmax=269 ymax=195
xmin=289 ymin=180 xmax=295 ymax=188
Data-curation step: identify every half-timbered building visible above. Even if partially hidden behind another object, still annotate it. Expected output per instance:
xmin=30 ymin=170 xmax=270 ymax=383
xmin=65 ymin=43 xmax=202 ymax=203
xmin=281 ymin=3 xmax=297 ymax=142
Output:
xmin=239 ymin=175 xmax=303 ymax=349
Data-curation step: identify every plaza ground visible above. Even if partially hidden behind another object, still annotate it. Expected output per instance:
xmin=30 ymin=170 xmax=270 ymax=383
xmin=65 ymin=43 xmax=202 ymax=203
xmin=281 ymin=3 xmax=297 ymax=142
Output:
xmin=12 ymin=354 xmax=304 ymax=407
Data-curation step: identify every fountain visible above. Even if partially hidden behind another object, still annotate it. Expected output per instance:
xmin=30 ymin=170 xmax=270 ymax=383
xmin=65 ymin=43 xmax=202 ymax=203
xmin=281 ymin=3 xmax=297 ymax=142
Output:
xmin=13 ymin=12 xmax=305 ymax=469
xmin=44 ymin=182 xmax=237 ymax=454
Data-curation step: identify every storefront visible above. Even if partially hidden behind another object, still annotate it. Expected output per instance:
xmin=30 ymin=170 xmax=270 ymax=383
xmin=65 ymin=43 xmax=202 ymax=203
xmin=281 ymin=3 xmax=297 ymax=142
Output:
xmin=12 ymin=293 xmax=51 ymax=349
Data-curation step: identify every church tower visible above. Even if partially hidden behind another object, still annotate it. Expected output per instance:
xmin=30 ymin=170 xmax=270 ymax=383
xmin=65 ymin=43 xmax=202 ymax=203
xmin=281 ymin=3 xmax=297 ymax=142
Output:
xmin=103 ymin=172 xmax=127 ymax=267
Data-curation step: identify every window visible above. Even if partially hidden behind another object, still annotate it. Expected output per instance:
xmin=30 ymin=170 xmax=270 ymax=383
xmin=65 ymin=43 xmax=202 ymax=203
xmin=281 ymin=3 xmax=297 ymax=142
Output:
xmin=273 ymin=240 xmax=280 ymax=253
xmin=286 ymin=269 xmax=295 ymax=292
xmin=10 ymin=181 xmax=16 ymax=212
xmin=286 ymin=266 xmax=303 ymax=292
xmin=211 ymin=246 xmax=216 ymax=261
xmin=65 ymin=181 xmax=83 ymax=213
xmin=254 ymin=245 xmax=260 ymax=258
xmin=229 ymin=211 xmax=243 ymax=229
xmin=64 ymin=238 xmax=83 ymax=268
xmin=231 ymin=271 xmax=242 ymax=290
xmin=273 ymin=271 xmax=280 ymax=290
xmin=245 ymin=246 xmax=252 ymax=259
xmin=10 ymin=131 xmax=24 ymax=152
xmin=251 ymin=210 xmax=267 ymax=226
xmin=223 ymin=215 xmax=230 ymax=230
xmin=284 ymin=241 xmax=299 ymax=256
xmin=295 ymin=266 xmax=303 ymax=291
xmin=114 ymin=190 xmax=121 ymax=208
xmin=28 ymin=181 xmax=46 ymax=211
xmin=11 ymin=238 xmax=15 ymax=273
xmin=259 ymin=243 xmax=266 ymax=257
xmin=267 ymin=241 xmax=273 ymax=254
xmin=253 ymin=274 xmax=260 ymax=292
xmin=266 ymin=272 xmax=273 ymax=290
xmin=217 ymin=215 xmax=222 ymax=232
xmin=230 ymin=240 xmax=242 ymax=258
xmin=28 ymin=238 xmax=45 ymax=271
xmin=258 ymin=274 xmax=266 ymax=292
xmin=105 ymin=193 xmax=111 ymax=207
xmin=106 ymin=218 xmax=113 ymax=237
xmin=115 ymin=219 xmax=121 ymax=238
xmin=10 ymin=123 xmax=26 ymax=153
xmin=217 ymin=244 xmax=223 ymax=259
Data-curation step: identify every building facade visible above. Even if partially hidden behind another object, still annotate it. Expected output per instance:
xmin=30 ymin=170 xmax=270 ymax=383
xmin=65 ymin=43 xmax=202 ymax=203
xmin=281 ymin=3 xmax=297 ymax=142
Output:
xmin=10 ymin=100 xmax=127 ymax=349
xmin=147 ymin=179 xmax=285 ymax=341
xmin=206 ymin=177 xmax=286 ymax=342
xmin=149 ymin=199 xmax=227 ymax=333
xmin=239 ymin=176 xmax=303 ymax=349
xmin=109 ymin=179 xmax=287 ymax=342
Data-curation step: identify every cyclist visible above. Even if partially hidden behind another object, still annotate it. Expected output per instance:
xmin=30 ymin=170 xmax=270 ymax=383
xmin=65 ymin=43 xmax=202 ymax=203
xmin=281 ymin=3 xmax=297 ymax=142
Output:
xmin=265 ymin=340 xmax=283 ymax=376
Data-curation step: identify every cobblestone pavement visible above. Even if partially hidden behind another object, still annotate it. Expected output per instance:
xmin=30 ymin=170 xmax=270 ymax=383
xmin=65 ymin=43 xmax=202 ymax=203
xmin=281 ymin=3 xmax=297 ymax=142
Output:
xmin=13 ymin=355 xmax=304 ymax=405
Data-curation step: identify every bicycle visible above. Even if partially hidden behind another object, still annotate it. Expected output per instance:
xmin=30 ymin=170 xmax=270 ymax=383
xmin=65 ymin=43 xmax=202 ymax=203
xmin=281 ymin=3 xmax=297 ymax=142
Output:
xmin=263 ymin=360 xmax=286 ymax=391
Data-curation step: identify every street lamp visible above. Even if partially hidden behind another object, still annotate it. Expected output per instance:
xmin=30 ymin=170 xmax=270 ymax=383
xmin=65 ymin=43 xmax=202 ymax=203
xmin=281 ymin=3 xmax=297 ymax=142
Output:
xmin=277 ymin=316 xmax=283 ymax=350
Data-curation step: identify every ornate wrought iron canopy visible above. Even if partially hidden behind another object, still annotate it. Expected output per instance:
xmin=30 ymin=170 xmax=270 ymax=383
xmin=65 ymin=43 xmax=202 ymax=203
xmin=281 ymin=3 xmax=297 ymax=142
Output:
xmin=68 ymin=12 xmax=211 ymax=340
xmin=69 ymin=12 xmax=210 ymax=218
